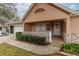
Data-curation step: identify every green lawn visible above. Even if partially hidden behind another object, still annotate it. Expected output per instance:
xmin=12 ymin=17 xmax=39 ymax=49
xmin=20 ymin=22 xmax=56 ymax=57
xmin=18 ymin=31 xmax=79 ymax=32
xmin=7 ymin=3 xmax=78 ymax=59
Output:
xmin=0 ymin=43 xmax=37 ymax=56
xmin=0 ymin=43 xmax=64 ymax=56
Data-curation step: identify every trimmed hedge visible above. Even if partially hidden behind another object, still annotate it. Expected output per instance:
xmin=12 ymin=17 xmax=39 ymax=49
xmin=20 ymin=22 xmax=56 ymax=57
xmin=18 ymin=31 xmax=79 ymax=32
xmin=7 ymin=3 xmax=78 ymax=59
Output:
xmin=16 ymin=32 xmax=22 ymax=40
xmin=16 ymin=32 xmax=47 ymax=45
xmin=62 ymin=43 xmax=79 ymax=55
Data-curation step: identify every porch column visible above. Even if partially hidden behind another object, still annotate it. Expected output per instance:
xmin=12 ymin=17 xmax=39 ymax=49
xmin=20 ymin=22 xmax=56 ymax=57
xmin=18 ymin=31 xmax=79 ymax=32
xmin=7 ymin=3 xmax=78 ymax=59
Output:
xmin=49 ymin=31 xmax=52 ymax=43
xmin=65 ymin=17 xmax=71 ymax=42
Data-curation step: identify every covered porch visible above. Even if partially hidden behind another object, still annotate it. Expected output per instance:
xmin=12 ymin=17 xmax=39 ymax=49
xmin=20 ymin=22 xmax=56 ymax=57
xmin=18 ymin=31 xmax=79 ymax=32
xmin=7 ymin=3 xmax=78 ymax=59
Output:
xmin=24 ymin=18 xmax=70 ymax=43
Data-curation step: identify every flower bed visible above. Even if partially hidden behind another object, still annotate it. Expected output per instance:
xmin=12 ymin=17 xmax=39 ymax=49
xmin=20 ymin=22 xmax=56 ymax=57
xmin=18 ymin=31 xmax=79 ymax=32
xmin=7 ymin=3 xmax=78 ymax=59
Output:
xmin=61 ymin=43 xmax=79 ymax=55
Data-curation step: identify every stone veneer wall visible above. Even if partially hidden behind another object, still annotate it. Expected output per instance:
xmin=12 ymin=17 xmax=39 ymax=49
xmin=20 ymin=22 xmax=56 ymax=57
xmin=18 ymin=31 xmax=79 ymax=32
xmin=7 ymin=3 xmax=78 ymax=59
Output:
xmin=64 ymin=33 xmax=79 ymax=44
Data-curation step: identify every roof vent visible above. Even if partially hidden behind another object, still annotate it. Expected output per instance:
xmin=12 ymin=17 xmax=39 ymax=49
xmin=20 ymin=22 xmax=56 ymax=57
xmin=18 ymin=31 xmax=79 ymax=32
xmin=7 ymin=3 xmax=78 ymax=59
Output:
xmin=35 ymin=8 xmax=45 ymax=13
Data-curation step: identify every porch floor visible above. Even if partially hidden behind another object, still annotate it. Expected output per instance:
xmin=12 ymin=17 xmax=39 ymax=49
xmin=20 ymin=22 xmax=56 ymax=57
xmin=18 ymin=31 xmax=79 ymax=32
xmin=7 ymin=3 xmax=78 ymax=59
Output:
xmin=50 ymin=37 xmax=64 ymax=47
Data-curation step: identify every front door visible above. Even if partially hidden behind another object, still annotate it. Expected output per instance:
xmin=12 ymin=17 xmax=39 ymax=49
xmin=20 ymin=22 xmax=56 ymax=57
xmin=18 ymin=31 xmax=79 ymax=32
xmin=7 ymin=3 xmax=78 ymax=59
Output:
xmin=53 ymin=23 xmax=61 ymax=35
xmin=10 ymin=26 xmax=14 ymax=34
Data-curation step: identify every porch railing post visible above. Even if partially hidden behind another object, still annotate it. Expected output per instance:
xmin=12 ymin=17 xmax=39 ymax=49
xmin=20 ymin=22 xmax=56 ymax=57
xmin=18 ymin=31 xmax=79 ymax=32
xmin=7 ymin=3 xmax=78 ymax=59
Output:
xmin=49 ymin=31 xmax=52 ymax=43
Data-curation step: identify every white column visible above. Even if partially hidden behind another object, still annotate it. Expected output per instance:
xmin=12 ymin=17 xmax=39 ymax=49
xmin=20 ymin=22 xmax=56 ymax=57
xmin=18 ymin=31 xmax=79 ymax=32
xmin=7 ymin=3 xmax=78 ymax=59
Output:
xmin=49 ymin=31 xmax=52 ymax=43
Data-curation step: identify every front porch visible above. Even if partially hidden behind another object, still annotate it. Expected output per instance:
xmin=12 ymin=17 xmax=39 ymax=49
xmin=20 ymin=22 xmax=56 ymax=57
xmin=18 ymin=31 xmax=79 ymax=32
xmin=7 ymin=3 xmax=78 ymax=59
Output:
xmin=24 ymin=19 xmax=68 ymax=43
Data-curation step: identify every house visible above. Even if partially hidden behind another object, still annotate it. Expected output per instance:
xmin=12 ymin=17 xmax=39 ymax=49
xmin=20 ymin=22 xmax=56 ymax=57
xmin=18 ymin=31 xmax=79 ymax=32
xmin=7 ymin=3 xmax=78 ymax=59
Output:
xmin=0 ymin=17 xmax=24 ymax=36
xmin=23 ymin=3 xmax=79 ymax=44
xmin=0 ymin=17 xmax=9 ymax=35
xmin=4 ymin=20 xmax=24 ymax=36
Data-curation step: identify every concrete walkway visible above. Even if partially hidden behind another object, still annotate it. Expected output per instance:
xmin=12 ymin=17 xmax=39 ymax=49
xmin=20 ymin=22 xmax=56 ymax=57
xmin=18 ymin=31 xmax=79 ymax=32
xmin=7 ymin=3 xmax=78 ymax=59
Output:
xmin=0 ymin=36 xmax=62 ymax=55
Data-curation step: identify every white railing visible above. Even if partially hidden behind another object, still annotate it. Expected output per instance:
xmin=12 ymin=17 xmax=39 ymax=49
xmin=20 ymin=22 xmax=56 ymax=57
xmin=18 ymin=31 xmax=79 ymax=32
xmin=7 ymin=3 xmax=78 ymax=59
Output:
xmin=23 ymin=31 xmax=52 ymax=43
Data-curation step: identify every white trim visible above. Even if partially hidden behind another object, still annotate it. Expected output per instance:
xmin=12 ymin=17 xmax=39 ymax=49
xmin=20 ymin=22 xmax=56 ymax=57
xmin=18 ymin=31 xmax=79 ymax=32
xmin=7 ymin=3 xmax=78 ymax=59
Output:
xmin=49 ymin=31 xmax=52 ymax=42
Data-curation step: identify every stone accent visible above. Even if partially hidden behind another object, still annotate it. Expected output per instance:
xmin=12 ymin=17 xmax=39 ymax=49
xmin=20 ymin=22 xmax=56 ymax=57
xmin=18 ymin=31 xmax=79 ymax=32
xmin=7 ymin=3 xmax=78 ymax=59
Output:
xmin=64 ymin=33 xmax=79 ymax=44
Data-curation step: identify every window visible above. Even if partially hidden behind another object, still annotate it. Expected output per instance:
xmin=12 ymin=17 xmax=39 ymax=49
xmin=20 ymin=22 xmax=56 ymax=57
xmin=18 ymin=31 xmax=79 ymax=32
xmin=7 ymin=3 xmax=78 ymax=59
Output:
xmin=0 ymin=27 xmax=2 ymax=30
xmin=36 ymin=24 xmax=46 ymax=32
xmin=35 ymin=8 xmax=45 ymax=13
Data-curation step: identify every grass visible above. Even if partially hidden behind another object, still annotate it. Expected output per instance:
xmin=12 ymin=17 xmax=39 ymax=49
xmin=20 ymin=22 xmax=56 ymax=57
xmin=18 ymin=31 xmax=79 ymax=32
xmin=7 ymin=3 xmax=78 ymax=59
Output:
xmin=62 ymin=43 xmax=79 ymax=55
xmin=0 ymin=43 xmax=37 ymax=56
xmin=0 ymin=43 xmax=64 ymax=56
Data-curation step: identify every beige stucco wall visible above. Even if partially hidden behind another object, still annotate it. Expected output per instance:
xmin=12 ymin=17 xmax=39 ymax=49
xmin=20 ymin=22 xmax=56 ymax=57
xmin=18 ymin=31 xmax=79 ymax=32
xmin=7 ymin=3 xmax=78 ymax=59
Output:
xmin=70 ymin=16 xmax=79 ymax=33
xmin=24 ymin=3 xmax=69 ymax=23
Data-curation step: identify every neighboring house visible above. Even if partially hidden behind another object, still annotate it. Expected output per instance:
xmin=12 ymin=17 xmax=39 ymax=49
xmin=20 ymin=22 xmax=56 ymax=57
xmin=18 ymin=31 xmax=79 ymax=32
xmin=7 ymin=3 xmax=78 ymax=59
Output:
xmin=23 ymin=3 xmax=79 ymax=43
xmin=0 ymin=17 xmax=24 ymax=36
xmin=4 ymin=21 xmax=24 ymax=36
xmin=0 ymin=17 xmax=9 ymax=35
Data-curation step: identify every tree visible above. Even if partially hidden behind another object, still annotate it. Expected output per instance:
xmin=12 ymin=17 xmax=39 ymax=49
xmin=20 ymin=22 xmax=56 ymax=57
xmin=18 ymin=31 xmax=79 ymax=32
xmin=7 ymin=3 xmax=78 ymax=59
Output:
xmin=0 ymin=3 xmax=17 ymax=20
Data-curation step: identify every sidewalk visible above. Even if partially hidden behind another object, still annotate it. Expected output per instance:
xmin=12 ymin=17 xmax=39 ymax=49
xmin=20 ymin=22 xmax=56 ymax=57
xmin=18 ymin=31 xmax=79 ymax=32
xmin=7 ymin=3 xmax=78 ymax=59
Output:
xmin=0 ymin=36 xmax=61 ymax=55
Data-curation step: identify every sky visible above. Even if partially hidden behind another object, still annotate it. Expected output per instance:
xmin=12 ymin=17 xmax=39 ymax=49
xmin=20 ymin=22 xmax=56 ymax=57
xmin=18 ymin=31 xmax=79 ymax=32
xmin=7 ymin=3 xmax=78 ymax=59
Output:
xmin=16 ymin=3 xmax=79 ymax=19
xmin=61 ymin=3 xmax=79 ymax=10
xmin=16 ymin=3 xmax=31 ymax=18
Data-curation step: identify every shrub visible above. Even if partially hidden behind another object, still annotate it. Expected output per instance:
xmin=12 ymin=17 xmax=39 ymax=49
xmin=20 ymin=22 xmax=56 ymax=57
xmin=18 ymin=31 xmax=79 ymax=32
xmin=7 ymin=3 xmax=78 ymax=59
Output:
xmin=16 ymin=32 xmax=22 ymax=40
xmin=16 ymin=34 xmax=47 ymax=45
xmin=29 ymin=35 xmax=46 ymax=45
xmin=62 ymin=43 xmax=79 ymax=55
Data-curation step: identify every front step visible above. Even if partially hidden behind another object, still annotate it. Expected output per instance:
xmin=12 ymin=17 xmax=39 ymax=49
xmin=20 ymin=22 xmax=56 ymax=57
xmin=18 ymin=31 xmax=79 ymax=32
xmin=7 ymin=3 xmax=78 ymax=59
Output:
xmin=51 ymin=36 xmax=64 ymax=47
xmin=52 ymin=35 xmax=63 ymax=39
